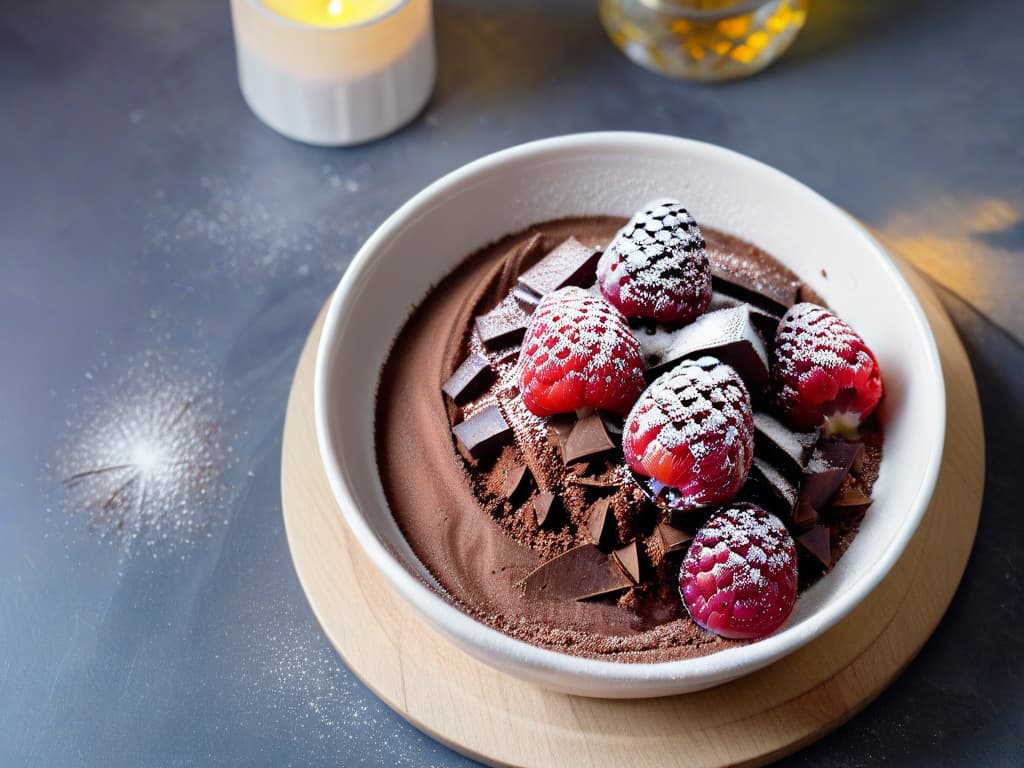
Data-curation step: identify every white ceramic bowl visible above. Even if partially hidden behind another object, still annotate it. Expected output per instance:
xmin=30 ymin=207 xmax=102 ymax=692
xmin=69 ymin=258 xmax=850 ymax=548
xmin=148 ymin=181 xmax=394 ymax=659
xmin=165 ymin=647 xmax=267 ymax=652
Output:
xmin=315 ymin=132 xmax=945 ymax=698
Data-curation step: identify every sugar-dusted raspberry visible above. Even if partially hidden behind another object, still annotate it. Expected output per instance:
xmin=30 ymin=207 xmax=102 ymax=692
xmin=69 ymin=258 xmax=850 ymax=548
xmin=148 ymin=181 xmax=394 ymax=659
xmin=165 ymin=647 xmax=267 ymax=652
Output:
xmin=680 ymin=503 xmax=798 ymax=640
xmin=623 ymin=357 xmax=754 ymax=510
xmin=596 ymin=199 xmax=712 ymax=324
xmin=516 ymin=287 xmax=645 ymax=417
xmin=771 ymin=302 xmax=883 ymax=434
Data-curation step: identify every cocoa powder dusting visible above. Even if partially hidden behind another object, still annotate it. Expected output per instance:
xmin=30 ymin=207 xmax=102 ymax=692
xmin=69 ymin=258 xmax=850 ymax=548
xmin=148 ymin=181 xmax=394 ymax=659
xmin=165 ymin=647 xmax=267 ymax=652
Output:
xmin=375 ymin=216 xmax=883 ymax=662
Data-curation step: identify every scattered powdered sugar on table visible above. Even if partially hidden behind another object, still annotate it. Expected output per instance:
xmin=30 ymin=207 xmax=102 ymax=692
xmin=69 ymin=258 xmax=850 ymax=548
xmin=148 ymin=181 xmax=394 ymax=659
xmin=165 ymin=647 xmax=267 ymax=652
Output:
xmin=243 ymin=600 xmax=451 ymax=767
xmin=146 ymin=167 xmax=376 ymax=283
xmin=54 ymin=353 xmax=237 ymax=555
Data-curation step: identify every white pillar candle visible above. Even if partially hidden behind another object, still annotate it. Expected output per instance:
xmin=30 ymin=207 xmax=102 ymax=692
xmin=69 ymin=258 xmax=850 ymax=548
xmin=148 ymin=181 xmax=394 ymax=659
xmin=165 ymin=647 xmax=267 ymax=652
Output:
xmin=230 ymin=0 xmax=435 ymax=146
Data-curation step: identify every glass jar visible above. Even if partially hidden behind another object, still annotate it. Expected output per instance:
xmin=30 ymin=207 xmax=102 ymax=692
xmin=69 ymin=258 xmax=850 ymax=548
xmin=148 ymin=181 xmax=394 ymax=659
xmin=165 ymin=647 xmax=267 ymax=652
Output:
xmin=599 ymin=0 xmax=809 ymax=81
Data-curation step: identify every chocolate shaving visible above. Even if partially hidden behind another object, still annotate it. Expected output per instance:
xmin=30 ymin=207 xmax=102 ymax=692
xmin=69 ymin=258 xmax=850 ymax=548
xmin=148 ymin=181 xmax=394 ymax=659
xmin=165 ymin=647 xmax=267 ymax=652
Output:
xmin=645 ymin=306 xmax=770 ymax=391
xmin=754 ymin=412 xmax=818 ymax=479
xmin=792 ymin=497 xmax=819 ymax=530
xmin=585 ymin=498 xmax=613 ymax=547
xmin=494 ymin=346 xmax=521 ymax=365
xmin=562 ymin=413 xmax=615 ymax=464
xmin=519 ymin=544 xmax=633 ymax=601
xmin=707 ymin=291 xmax=781 ymax=337
xmin=475 ymin=305 xmax=529 ymax=351
xmin=441 ymin=353 xmax=494 ymax=405
xmin=818 ymin=439 xmax=864 ymax=474
xmin=801 ymin=439 xmax=863 ymax=509
xmin=545 ymin=415 xmax=576 ymax=451
xmin=746 ymin=457 xmax=799 ymax=517
xmin=612 ymin=541 xmax=641 ymax=584
xmin=797 ymin=525 xmax=832 ymax=568
xmin=831 ymin=482 xmax=872 ymax=509
xmin=452 ymin=406 xmax=513 ymax=460
xmin=503 ymin=464 xmax=532 ymax=505
xmin=656 ymin=523 xmax=692 ymax=554
xmin=513 ymin=284 xmax=541 ymax=314
xmin=533 ymin=492 xmax=560 ymax=528
xmin=517 ymin=236 xmax=600 ymax=297
xmin=710 ymin=266 xmax=798 ymax=316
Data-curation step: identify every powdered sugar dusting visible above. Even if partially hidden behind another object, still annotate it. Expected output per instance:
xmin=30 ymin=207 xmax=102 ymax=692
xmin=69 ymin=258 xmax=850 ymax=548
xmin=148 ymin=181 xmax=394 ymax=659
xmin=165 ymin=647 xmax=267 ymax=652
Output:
xmin=597 ymin=199 xmax=711 ymax=323
xmin=772 ymin=302 xmax=883 ymax=431
xmin=517 ymin=287 xmax=645 ymax=416
xmin=624 ymin=357 xmax=754 ymax=509
xmin=681 ymin=504 xmax=798 ymax=640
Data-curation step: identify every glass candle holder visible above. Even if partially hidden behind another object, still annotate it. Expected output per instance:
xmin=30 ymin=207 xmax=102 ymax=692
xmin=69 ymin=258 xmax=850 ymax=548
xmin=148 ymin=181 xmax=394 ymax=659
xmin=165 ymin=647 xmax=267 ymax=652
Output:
xmin=600 ymin=0 xmax=809 ymax=81
xmin=230 ymin=0 xmax=435 ymax=146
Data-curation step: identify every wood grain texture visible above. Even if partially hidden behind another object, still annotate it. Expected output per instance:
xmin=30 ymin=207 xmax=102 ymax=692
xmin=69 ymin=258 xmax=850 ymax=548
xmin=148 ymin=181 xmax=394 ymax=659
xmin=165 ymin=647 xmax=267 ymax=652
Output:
xmin=281 ymin=261 xmax=984 ymax=768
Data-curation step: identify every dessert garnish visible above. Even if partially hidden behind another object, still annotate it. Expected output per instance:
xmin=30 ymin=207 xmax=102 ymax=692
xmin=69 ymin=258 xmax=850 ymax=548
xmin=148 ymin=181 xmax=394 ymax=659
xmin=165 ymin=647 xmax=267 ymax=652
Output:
xmin=517 ymin=287 xmax=646 ymax=417
xmin=451 ymin=405 xmax=513 ymax=459
xmin=516 ymin=236 xmax=600 ymax=302
xmin=475 ymin=304 xmax=530 ymax=351
xmin=521 ymin=544 xmax=634 ymax=601
xmin=641 ymin=304 xmax=770 ymax=388
xmin=796 ymin=525 xmax=833 ymax=568
xmin=680 ymin=504 xmax=798 ymax=640
xmin=380 ymin=201 xmax=889 ymax=656
xmin=597 ymin=199 xmax=712 ymax=324
xmin=623 ymin=357 xmax=755 ymax=511
xmin=771 ymin=302 xmax=884 ymax=434
xmin=561 ymin=413 xmax=616 ymax=464
xmin=441 ymin=352 xmax=494 ymax=405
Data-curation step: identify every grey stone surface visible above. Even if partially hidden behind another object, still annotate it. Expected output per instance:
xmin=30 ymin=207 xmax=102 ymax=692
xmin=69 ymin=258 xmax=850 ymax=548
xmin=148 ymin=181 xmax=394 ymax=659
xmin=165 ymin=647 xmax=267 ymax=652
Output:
xmin=1 ymin=0 xmax=1021 ymax=765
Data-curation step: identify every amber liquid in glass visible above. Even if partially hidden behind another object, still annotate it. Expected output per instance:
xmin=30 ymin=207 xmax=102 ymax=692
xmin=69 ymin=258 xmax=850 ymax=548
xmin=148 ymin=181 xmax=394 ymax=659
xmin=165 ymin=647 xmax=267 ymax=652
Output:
xmin=600 ymin=0 xmax=809 ymax=81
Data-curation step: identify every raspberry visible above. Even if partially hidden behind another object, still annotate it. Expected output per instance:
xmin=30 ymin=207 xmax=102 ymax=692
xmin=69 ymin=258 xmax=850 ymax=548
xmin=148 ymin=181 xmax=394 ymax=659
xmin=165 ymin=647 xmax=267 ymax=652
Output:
xmin=623 ymin=357 xmax=754 ymax=510
xmin=596 ymin=199 xmax=712 ymax=324
xmin=771 ymin=303 xmax=883 ymax=434
xmin=680 ymin=504 xmax=797 ymax=640
xmin=516 ymin=287 xmax=645 ymax=417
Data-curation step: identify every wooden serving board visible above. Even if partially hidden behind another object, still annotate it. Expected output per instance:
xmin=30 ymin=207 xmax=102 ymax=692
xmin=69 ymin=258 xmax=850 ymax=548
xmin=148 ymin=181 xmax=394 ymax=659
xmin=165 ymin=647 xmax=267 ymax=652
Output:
xmin=281 ymin=261 xmax=984 ymax=767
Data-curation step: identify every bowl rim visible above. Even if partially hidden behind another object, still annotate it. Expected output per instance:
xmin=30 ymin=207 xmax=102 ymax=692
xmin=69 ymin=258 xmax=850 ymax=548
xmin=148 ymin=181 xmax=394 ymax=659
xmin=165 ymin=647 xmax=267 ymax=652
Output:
xmin=314 ymin=131 xmax=946 ymax=688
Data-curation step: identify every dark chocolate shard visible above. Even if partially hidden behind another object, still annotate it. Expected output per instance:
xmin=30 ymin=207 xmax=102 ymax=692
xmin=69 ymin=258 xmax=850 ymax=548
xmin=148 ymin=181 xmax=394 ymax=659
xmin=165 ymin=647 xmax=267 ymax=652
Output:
xmin=817 ymin=439 xmax=864 ymax=475
xmin=707 ymin=291 xmax=781 ymax=338
xmin=533 ymin=491 xmax=560 ymax=528
xmin=612 ymin=541 xmax=641 ymax=584
xmin=754 ymin=412 xmax=818 ymax=479
xmin=545 ymin=415 xmax=576 ymax=451
xmin=831 ymin=482 xmax=872 ymax=509
xmin=585 ymin=498 xmax=613 ymax=547
xmin=797 ymin=525 xmax=832 ymax=568
xmin=452 ymin=406 xmax=513 ymax=460
xmin=520 ymin=544 xmax=633 ymax=601
xmin=801 ymin=439 xmax=863 ymax=509
xmin=562 ymin=413 xmax=615 ymax=464
xmin=645 ymin=306 xmax=770 ymax=391
xmin=656 ymin=523 xmax=692 ymax=554
xmin=513 ymin=284 xmax=542 ymax=314
xmin=494 ymin=346 xmax=521 ymax=365
xmin=517 ymin=236 xmax=600 ymax=297
xmin=746 ymin=457 xmax=799 ymax=517
xmin=792 ymin=497 xmax=819 ymax=529
xmin=710 ymin=267 xmax=798 ymax=317
xmin=442 ymin=353 xmax=494 ymax=405
xmin=503 ymin=464 xmax=532 ymax=505
xmin=475 ymin=304 xmax=529 ymax=351
xmin=800 ymin=468 xmax=845 ymax=512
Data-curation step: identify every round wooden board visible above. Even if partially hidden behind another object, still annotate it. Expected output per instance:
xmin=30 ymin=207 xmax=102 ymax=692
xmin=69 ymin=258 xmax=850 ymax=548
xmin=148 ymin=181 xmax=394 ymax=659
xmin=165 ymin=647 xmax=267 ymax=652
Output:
xmin=281 ymin=260 xmax=984 ymax=768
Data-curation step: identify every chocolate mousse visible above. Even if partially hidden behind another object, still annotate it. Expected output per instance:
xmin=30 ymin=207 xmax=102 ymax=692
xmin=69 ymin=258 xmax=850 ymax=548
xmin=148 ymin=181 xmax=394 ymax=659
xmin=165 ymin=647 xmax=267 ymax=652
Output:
xmin=375 ymin=213 xmax=883 ymax=662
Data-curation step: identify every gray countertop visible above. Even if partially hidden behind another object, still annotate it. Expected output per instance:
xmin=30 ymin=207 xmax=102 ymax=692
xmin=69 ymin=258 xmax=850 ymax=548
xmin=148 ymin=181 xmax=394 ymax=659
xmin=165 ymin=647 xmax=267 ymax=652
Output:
xmin=1 ymin=0 xmax=1022 ymax=765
